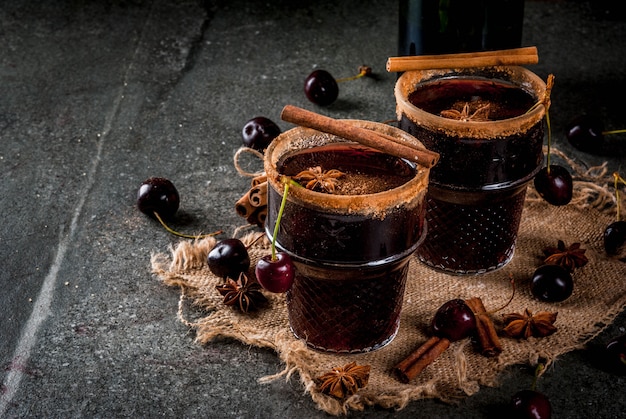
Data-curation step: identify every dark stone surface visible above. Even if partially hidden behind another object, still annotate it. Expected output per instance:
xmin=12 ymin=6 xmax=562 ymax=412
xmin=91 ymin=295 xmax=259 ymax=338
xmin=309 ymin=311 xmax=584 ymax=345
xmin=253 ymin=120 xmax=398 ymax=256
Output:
xmin=1 ymin=1 xmax=625 ymax=417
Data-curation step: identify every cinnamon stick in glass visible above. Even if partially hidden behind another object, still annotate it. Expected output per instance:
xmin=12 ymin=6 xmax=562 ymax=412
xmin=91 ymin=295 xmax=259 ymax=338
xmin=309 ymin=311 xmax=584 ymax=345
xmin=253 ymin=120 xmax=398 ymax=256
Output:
xmin=386 ymin=46 xmax=538 ymax=72
xmin=280 ymin=105 xmax=440 ymax=168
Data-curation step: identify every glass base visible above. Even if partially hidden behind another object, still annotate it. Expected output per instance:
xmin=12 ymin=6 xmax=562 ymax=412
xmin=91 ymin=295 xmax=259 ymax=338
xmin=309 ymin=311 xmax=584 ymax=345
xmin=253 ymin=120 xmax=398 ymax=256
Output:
xmin=416 ymin=185 xmax=526 ymax=275
xmin=291 ymin=320 xmax=400 ymax=354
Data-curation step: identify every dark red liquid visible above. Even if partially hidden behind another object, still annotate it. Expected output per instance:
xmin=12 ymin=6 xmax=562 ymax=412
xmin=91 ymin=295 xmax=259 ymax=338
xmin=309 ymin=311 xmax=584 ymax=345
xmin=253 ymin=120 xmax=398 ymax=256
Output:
xmin=268 ymin=143 xmax=425 ymax=351
xmin=279 ymin=143 xmax=415 ymax=194
xmin=408 ymin=77 xmax=536 ymax=120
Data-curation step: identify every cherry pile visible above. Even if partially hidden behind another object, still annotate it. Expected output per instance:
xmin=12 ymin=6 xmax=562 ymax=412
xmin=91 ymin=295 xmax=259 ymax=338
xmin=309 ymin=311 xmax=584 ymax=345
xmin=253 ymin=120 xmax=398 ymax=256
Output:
xmin=208 ymin=180 xmax=297 ymax=295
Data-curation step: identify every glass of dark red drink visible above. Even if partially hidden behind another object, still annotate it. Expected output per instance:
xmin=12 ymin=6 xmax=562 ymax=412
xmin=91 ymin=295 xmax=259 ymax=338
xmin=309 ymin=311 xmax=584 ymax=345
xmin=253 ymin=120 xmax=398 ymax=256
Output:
xmin=395 ymin=66 xmax=547 ymax=274
xmin=264 ymin=121 xmax=431 ymax=353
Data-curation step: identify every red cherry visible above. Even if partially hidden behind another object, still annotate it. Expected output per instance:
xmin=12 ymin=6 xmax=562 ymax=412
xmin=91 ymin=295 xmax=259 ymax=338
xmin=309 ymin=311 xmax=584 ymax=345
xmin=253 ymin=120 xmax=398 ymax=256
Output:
xmin=431 ymin=299 xmax=477 ymax=342
xmin=604 ymin=220 xmax=626 ymax=257
xmin=304 ymin=69 xmax=339 ymax=106
xmin=255 ymin=251 xmax=295 ymax=293
xmin=566 ymin=114 xmax=605 ymax=152
xmin=207 ymin=238 xmax=250 ymax=279
xmin=533 ymin=165 xmax=573 ymax=206
xmin=242 ymin=117 xmax=281 ymax=151
xmin=510 ymin=389 xmax=552 ymax=419
xmin=605 ymin=334 xmax=626 ymax=375
xmin=530 ymin=264 xmax=573 ymax=303
xmin=137 ymin=177 xmax=180 ymax=220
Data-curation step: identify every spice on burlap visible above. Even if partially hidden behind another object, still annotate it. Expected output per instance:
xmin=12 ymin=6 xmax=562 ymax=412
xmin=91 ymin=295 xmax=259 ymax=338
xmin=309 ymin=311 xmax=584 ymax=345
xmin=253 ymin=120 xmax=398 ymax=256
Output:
xmin=151 ymin=157 xmax=626 ymax=416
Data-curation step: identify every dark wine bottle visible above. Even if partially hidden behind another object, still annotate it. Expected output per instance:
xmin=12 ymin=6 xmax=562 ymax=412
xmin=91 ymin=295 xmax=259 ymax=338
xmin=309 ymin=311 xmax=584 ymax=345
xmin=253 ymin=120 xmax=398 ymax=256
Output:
xmin=398 ymin=0 xmax=525 ymax=56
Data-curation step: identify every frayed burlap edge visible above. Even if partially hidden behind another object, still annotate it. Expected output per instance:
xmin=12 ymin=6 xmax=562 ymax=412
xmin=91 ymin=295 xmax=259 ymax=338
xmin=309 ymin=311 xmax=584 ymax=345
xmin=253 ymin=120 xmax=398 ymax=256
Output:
xmin=151 ymin=150 xmax=626 ymax=416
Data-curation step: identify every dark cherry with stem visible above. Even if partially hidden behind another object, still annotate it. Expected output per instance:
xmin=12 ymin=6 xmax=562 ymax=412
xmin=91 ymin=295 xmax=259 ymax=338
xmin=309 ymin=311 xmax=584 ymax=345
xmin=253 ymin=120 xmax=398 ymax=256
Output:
xmin=137 ymin=177 xmax=221 ymax=239
xmin=510 ymin=364 xmax=552 ymax=419
xmin=532 ymin=76 xmax=573 ymax=206
xmin=255 ymin=180 xmax=295 ymax=293
xmin=137 ymin=177 xmax=179 ymax=220
xmin=566 ymin=114 xmax=626 ymax=153
xmin=604 ymin=172 xmax=626 ymax=259
xmin=242 ymin=116 xmax=281 ymax=151
xmin=304 ymin=66 xmax=372 ymax=106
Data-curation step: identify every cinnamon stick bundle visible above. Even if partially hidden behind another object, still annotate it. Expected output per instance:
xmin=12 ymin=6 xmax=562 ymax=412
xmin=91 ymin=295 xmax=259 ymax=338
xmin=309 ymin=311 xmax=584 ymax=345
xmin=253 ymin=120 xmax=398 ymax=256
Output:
xmin=386 ymin=46 xmax=538 ymax=73
xmin=280 ymin=105 xmax=439 ymax=168
xmin=235 ymin=174 xmax=269 ymax=227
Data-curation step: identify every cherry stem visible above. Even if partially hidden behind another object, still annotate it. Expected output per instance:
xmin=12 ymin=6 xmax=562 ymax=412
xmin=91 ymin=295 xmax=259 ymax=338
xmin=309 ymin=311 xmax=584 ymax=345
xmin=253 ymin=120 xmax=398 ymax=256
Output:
xmin=245 ymin=233 xmax=266 ymax=250
xmin=614 ymin=172 xmax=626 ymax=222
xmin=531 ymin=363 xmax=545 ymax=391
xmin=487 ymin=275 xmax=516 ymax=315
xmin=153 ymin=211 xmax=222 ymax=239
xmin=545 ymin=108 xmax=553 ymax=172
xmin=603 ymin=128 xmax=626 ymax=136
xmin=335 ymin=65 xmax=372 ymax=83
xmin=271 ymin=180 xmax=291 ymax=261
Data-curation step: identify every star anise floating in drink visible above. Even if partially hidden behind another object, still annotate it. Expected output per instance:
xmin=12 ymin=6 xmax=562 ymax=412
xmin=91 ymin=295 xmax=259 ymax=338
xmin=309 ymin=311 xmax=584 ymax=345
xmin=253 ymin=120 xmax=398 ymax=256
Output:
xmin=543 ymin=240 xmax=588 ymax=272
xmin=293 ymin=166 xmax=345 ymax=193
xmin=316 ymin=362 xmax=371 ymax=399
xmin=215 ymin=272 xmax=267 ymax=313
xmin=503 ymin=309 xmax=558 ymax=339
xmin=440 ymin=102 xmax=491 ymax=122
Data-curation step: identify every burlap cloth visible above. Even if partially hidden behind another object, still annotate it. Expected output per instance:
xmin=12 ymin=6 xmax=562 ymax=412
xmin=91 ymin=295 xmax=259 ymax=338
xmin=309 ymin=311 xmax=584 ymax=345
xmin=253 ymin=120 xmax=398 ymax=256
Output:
xmin=151 ymin=153 xmax=626 ymax=415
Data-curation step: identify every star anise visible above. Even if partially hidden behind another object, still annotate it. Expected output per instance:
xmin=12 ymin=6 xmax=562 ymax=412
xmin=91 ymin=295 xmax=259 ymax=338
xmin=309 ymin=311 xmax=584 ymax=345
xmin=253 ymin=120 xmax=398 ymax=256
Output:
xmin=543 ymin=240 xmax=588 ymax=272
xmin=215 ymin=272 xmax=267 ymax=313
xmin=503 ymin=309 xmax=558 ymax=339
xmin=316 ymin=362 xmax=371 ymax=399
xmin=440 ymin=102 xmax=491 ymax=122
xmin=293 ymin=166 xmax=345 ymax=194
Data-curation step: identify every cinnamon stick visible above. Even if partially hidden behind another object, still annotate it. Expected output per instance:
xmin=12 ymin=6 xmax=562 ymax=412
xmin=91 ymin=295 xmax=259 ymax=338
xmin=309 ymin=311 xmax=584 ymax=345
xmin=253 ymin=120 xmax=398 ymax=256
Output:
xmin=247 ymin=207 xmax=267 ymax=227
xmin=248 ymin=182 xmax=267 ymax=207
xmin=465 ymin=297 xmax=502 ymax=357
xmin=235 ymin=194 xmax=255 ymax=218
xmin=386 ymin=46 xmax=538 ymax=72
xmin=251 ymin=174 xmax=267 ymax=187
xmin=280 ymin=105 xmax=439 ymax=168
xmin=394 ymin=336 xmax=450 ymax=383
